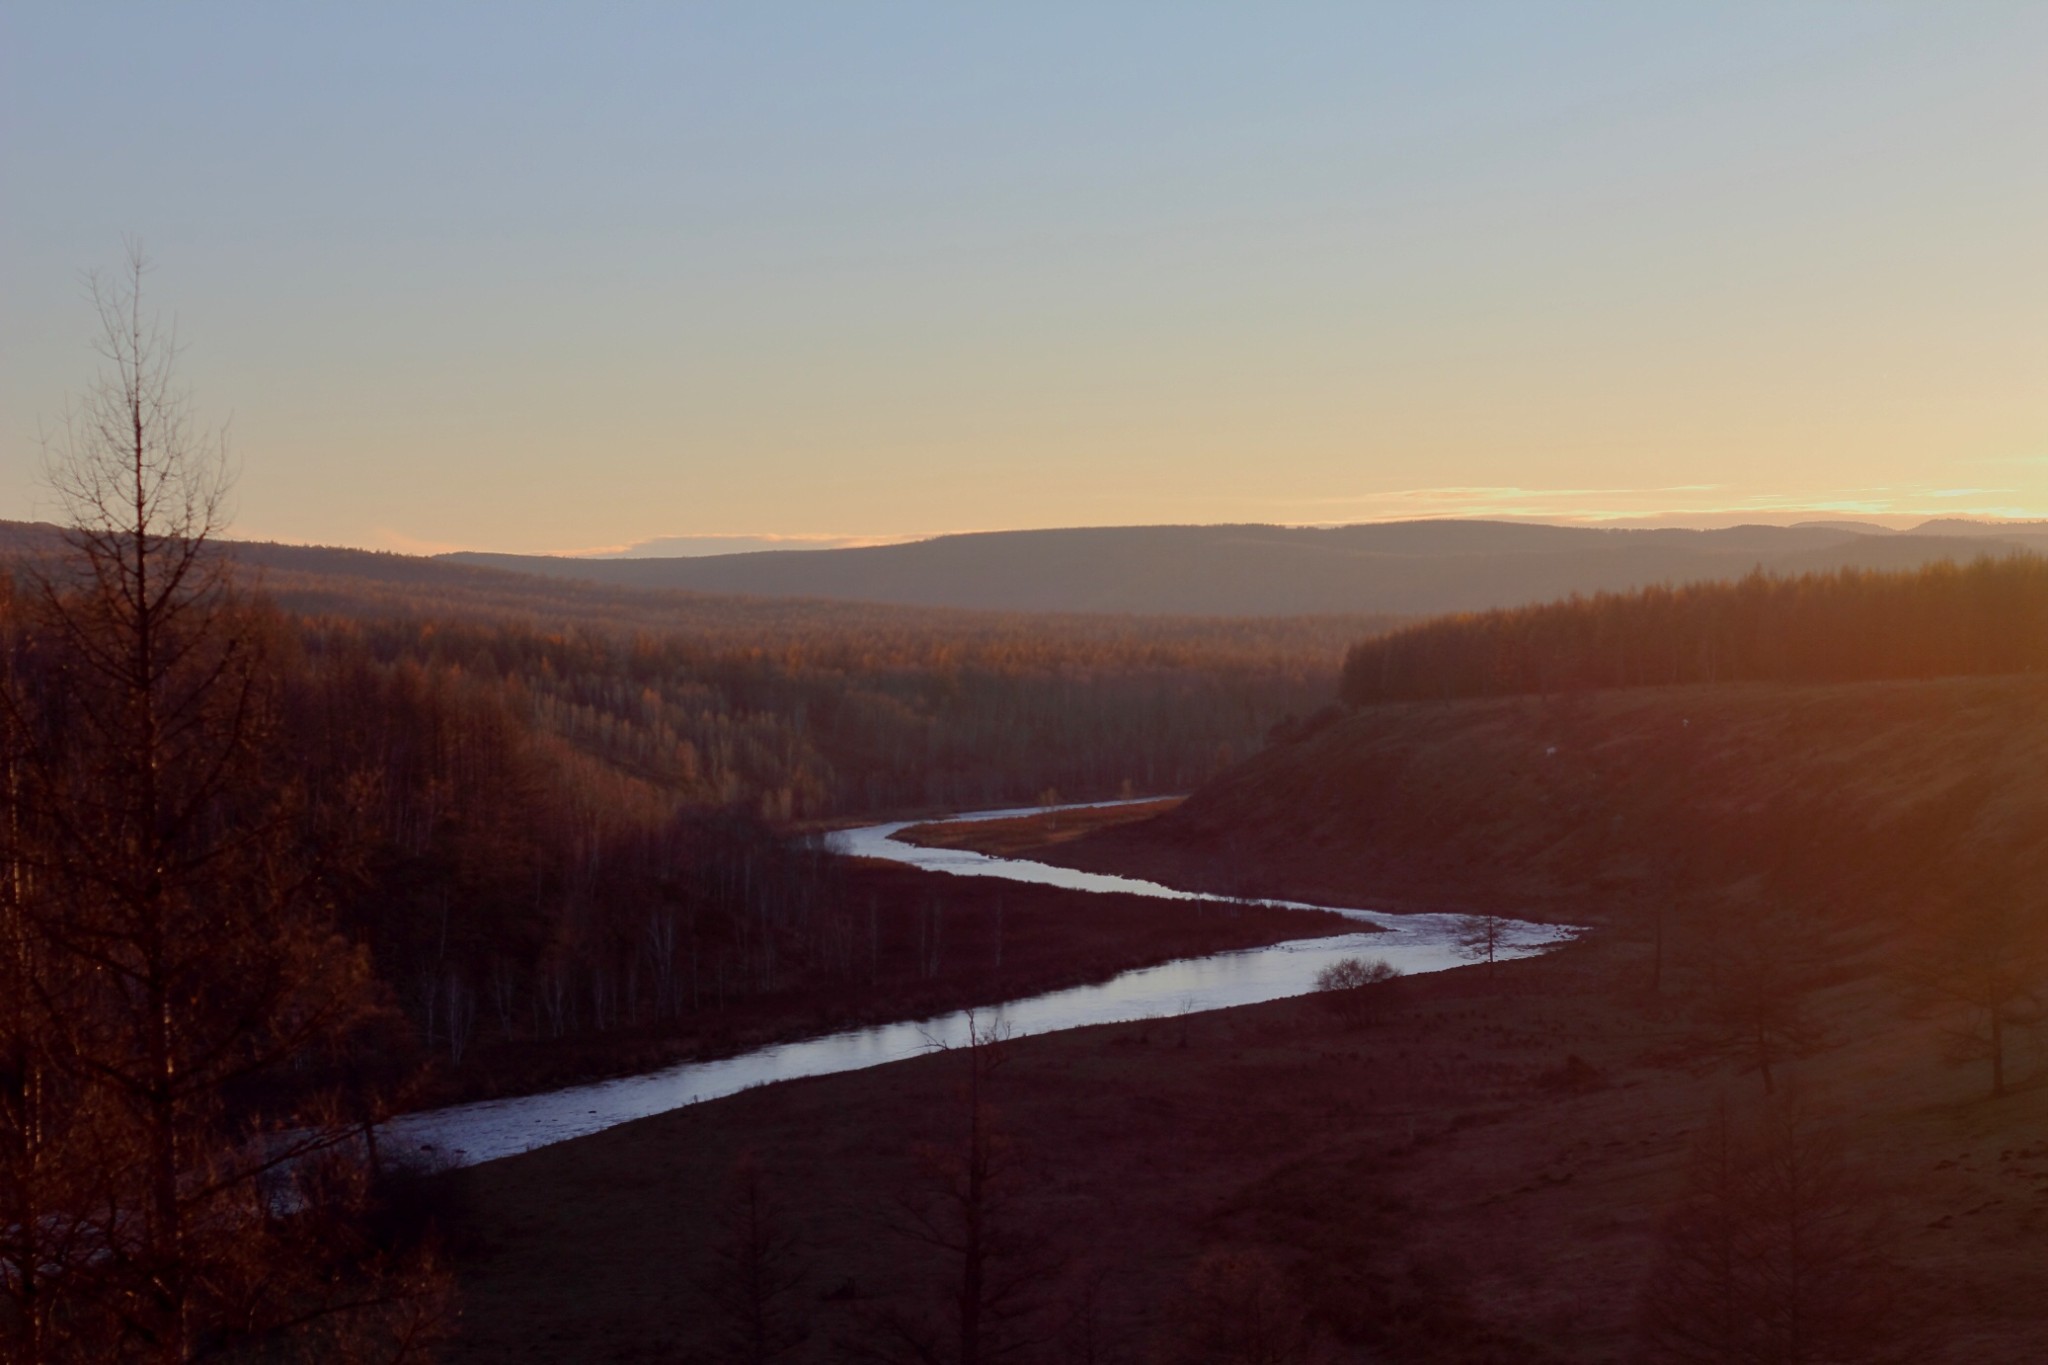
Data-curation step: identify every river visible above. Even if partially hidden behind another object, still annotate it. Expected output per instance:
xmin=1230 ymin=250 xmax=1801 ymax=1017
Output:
xmin=385 ymin=800 xmax=1573 ymax=1166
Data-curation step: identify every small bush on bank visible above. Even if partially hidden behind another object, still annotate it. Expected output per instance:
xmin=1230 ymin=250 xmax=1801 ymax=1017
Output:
xmin=1315 ymin=957 xmax=1403 ymax=1026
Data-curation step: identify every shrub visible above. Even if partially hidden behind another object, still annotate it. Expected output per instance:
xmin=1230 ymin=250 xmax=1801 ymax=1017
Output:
xmin=1315 ymin=957 xmax=1403 ymax=1025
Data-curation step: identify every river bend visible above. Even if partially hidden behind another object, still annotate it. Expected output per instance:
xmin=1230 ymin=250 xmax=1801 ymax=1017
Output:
xmin=388 ymin=801 xmax=1573 ymax=1166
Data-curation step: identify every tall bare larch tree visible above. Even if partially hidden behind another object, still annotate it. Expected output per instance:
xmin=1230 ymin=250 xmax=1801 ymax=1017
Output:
xmin=0 ymin=245 xmax=442 ymax=1363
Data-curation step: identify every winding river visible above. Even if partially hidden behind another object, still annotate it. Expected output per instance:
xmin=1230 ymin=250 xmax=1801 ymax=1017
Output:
xmin=386 ymin=801 xmax=1573 ymax=1166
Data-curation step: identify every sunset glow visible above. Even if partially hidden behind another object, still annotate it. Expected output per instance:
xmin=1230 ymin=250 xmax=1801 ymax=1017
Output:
xmin=5 ymin=4 xmax=2044 ymax=553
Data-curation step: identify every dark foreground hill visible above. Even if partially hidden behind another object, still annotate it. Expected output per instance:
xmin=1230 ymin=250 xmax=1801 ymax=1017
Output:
xmin=448 ymin=923 xmax=2047 ymax=1363
xmin=443 ymin=518 xmax=2048 ymax=616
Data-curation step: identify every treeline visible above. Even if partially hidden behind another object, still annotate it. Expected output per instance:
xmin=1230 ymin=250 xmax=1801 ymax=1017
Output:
xmin=300 ymin=611 xmax=1347 ymax=820
xmin=4 ymin=566 xmax=1365 ymax=1094
xmin=1340 ymin=554 xmax=2048 ymax=706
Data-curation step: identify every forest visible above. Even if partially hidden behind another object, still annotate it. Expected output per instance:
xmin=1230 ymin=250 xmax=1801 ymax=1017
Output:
xmin=2 ymin=515 xmax=1391 ymax=819
xmin=0 ymin=565 xmax=1376 ymax=1097
xmin=1339 ymin=554 xmax=2048 ymax=706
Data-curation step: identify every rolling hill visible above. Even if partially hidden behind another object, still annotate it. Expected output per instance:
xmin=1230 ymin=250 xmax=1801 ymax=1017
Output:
xmin=442 ymin=519 xmax=2048 ymax=616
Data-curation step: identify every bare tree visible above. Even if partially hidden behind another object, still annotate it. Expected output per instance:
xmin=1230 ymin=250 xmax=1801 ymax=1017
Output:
xmin=1 ymin=699 xmax=121 ymax=1361
xmin=1686 ymin=902 xmax=1826 ymax=1095
xmin=1899 ymin=891 xmax=2048 ymax=1100
xmin=860 ymin=1014 xmax=1059 ymax=1365
xmin=696 ymin=1152 xmax=809 ymax=1365
xmin=1454 ymin=912 xmax=1510 ymax=985
xmin=1639 ymin=1098 xmax=1930 ymax=1364
xmin=1 ymin=244 xmax=438 ymax=1361
xmin=443 ymin=970 xmax=477 ymax=1067
xmin=1639 ymin=1100 xmax=1745 ymax=1363
xmin=1053 ymin=1268 xmax=1132 ymax=1365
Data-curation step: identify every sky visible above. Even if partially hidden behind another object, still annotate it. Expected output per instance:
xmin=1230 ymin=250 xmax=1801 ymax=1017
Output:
xmin=3 ymin=4 xmax=2045 ymax=557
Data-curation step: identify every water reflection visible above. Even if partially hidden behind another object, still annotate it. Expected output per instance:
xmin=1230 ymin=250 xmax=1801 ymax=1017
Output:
xmin=389 ymin=803 xmax=1572 ymax=1166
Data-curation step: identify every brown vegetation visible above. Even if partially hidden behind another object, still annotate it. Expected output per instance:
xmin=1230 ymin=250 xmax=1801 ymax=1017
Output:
xmin=412 ymin=670 xmax=2048 ymax=1361
xmin=1 ymin=249 xmax=442 ymax=1362
xmin=1053 ymin=675 xmax=2048 ymax=935
xmin=0 ymin=520 xmax=1386 ymax=1115
xmin=1 ymin=537 xmax=1383 ymax=1110
xmin=1340 ymin=555 xmax=2048 ymax=706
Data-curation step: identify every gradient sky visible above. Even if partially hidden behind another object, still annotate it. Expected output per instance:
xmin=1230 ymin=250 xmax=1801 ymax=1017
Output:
xmin=4 ymin=4 xmax=2045 ymax=555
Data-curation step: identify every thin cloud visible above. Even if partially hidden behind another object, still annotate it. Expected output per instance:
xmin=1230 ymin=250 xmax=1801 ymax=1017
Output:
xmin=1253 ymin=480 xmax=2048 ymax=528
xmin=564 ymin=531 xmax=936 ymax=559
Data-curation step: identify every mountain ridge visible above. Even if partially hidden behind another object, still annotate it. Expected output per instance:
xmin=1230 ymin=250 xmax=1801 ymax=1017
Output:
xmin=442 ymin=519 xmax=2048 ymax=616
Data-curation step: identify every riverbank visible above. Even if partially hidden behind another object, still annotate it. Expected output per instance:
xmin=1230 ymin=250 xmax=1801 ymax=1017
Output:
xmin=894 ymin=796 xmax=1184 ymax=856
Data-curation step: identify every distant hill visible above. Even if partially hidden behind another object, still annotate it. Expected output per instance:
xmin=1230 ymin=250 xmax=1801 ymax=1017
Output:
xmin=0 ymin=518 xmax=1396 ymax=658
xmin=443 ymin=519 xmax=2048 ymax=617
xmin=15 ymin=515 xmax=2048 ymax=622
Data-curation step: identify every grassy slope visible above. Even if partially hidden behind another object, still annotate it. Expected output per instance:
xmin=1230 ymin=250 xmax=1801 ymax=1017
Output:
xmin=442 ymin=677 xmax=2048 ymax=1361
xmin=1049 ymin=675 xmax=2048 ymax=924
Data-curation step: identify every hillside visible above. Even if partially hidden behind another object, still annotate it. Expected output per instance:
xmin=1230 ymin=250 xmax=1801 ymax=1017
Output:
xmin=1046 ymin=674 xmax=2048 ymax=929
xmin=441 ymin=518 xmax=2048 ymax=616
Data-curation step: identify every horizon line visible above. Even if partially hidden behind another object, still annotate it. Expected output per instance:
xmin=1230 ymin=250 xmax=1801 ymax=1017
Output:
xmin=169 ymin=508 xmax=2048 ymax=560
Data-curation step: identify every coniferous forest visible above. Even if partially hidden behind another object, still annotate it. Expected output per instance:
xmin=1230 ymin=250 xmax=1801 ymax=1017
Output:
xmin=1340 ymin=555 xmax=2048 ymax=706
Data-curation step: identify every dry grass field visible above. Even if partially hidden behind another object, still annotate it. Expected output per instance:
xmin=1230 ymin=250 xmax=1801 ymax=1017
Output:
xmin=439 ymin=929 xmax=2048 ymax=1362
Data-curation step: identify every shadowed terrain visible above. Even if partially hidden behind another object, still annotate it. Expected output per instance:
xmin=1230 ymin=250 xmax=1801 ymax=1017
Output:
xmin=436 ymin=671 xmax=2048 ymax=1361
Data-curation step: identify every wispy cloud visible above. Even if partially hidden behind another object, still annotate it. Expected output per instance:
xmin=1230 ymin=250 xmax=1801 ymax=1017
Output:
xmin=563 ymin=531 xmax=936 ymax=559
xmin=1268 ymin=484 xmax=1731 ymax=518
xmin=1251 ymin=480 xmax=2048 ymax=528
